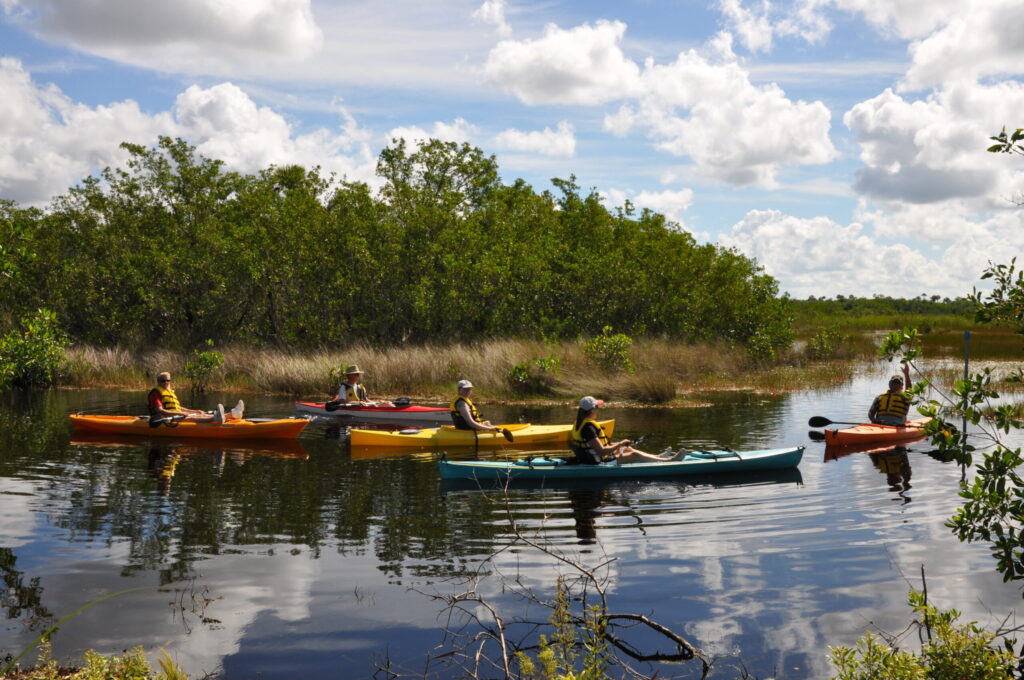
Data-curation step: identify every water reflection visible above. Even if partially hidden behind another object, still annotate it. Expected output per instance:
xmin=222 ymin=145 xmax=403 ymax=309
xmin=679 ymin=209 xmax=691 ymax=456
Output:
xmin=0 ymin=377 xmax=1023 ymax=679
xmin=825 ymin=440 xmax=923 ymax=504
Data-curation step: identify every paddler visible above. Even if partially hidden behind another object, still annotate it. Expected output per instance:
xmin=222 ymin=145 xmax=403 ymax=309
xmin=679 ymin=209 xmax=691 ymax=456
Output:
xmin=450 ymin=380 xmax=502 ymax=434
xmin=335 ymin=365 xmax=393 ymax=407
xmin=147 ymin=371 xmax=244 ymax=423
xmin=867 ymin=362 xmax=913 ymax=426
xmin=569 ymin=396 xmax=672 ymax=463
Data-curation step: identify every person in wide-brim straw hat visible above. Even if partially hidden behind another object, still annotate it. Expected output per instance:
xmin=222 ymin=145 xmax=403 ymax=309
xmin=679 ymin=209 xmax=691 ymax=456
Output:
xmin=333 ymin=364 xmax=393 ymax=407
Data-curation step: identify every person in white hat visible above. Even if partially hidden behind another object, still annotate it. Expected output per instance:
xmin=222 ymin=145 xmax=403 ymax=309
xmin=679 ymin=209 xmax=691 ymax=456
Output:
xmin=570 ymin=396 xmax=670 ymax=463
xmin=334 ymin=364 xmax=393 ymax=407
xmin=450 ymin=380 xmax=506 ymax=436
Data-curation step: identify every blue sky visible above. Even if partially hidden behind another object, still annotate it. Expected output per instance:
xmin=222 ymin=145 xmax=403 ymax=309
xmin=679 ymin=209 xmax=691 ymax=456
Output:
xmin=2 ymin=0 xmax=1023 ymax=298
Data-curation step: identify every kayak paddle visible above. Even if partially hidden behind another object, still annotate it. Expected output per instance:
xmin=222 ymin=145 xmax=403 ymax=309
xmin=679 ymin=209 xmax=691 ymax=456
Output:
xmin=148 ymin=414 xmax=185 ymax=428
xmin=323 ymin=400 xmax=352 ymax=412
xmin=500 ymin=428 xmax=514 ymax=442
xmin=808 ymin=416 xmax=922 ymax=429
xmin=808 ymin=416 xmax=861 ymax=427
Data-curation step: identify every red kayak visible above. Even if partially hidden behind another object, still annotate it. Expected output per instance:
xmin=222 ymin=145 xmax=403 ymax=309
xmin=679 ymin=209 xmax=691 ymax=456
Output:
xmin=294 ymin=401 xmax=450 ymax=424
xmin=823 ymin=417 xmax=931 ymax=447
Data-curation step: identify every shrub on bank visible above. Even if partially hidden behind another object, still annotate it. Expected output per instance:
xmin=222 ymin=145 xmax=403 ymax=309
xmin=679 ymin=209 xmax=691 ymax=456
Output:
xmin=4 ymin=639 xmax=188 ymax=680
xmin=582 ymin=327 xmax=634 ymax=372
xmin=0 ymin=309 xmax=68 ymax=389
xmin=507 ymin=355 xmax=561 ymax=394
xmin=828 ymin=590 xmax=1016 ymax=680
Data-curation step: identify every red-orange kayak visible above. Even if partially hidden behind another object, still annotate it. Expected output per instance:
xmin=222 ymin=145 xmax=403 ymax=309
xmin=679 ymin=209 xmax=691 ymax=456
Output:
xmin=69 ymin=414 xmax=310 ymax=439
xmin=823 ymin=417 xmax=931 ymax=447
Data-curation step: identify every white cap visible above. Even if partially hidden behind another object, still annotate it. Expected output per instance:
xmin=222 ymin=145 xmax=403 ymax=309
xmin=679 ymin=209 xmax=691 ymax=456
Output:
xmin=578 ymin=396 xmax=604 ymax=411
xmin=457 ymin=379 xmax=474 ymax=389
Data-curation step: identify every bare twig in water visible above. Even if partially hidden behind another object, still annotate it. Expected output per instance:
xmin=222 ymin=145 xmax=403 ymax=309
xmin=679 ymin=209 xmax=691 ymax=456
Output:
xmin=386 ymin=480 xmax=711 ymax=679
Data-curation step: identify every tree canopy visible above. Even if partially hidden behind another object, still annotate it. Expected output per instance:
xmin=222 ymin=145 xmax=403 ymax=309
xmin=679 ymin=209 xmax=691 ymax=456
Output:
xmin=0 ymin=136 xmax=793 ymax=354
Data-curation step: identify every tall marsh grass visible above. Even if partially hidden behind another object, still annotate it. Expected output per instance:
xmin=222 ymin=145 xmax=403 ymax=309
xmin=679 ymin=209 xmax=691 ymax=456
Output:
xmin=63 ymin=338 xmax=838 ymax=404
xmin=62 ymin=329 xmax=1014 ymax=404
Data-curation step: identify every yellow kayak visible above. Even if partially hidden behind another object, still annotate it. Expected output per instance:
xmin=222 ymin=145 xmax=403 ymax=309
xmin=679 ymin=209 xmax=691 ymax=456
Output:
xmin=348 ymin=419 xmax=616 ymax=449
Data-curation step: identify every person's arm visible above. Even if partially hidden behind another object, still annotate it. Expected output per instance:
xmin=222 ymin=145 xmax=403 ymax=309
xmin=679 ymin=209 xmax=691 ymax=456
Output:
xmin=868 ymin=396 xmax=880 ymax=423
xmin=902 ymin=362 xmax=912 ymax=392
xmin=457 ymin=401 xmax=496 ymax=432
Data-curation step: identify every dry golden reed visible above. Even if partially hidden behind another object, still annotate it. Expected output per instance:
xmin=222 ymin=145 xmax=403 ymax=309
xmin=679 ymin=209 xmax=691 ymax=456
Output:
xmin=64 ymin=337 xmax=853 ymax=404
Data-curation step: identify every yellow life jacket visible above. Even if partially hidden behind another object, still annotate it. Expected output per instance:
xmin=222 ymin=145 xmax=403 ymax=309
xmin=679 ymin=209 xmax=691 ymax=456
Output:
xmin=339 ymin=382 xmax=368 ymax=402
xmin=570 ymin=418 xmax=609 ymax=453
xmin=149 ymin=385 xmax=182 ymax=414
xmin=875 ymin=390 xmax=911 ymax=419
xmin=450 ymin=396 xmax=481 ymax=430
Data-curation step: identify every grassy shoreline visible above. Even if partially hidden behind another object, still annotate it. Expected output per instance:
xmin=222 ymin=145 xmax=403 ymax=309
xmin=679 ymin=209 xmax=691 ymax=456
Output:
xmin=56 ymin=325 xmax=1023 ymax=404
xmin=60 ymin=338 xmax=866 ymax=405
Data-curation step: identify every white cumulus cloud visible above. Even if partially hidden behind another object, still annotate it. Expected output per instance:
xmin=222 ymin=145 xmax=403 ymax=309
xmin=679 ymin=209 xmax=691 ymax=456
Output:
xmin=494 ymin=121 xmax=576 ymax=158
xmin=900 ymin=0 xmax=1024 ymax=91
xmin=472 ymin=0 xmax=511 ymax=37
xmin=0 ymin=58 xmax=377 ymax=206
xmin=601 ymin=186 xmax=695 ymax=228
xmin=843 ymin=81 xmax=1024 ymax=217
xmin=386 ymin=118 xmax=479 ymax=148
xmin=719 ymin=209 xmax=957 ymax=297
xmin=2 ymin=0 xmax=323 ymax=75
xmin=605 ymin=33 xmax=837 ymax=186
xmin=482 ymin=20 xmax=641 ymax=106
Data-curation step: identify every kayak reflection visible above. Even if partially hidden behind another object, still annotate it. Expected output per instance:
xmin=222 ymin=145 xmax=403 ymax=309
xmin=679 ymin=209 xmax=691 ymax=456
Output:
xmin=73 ymin=434 xmax=309 ymax=494
xmin=439 ymin=467 xmax=803 ymax=496
xmin=824 ymin=441 xmax=916 ymax=505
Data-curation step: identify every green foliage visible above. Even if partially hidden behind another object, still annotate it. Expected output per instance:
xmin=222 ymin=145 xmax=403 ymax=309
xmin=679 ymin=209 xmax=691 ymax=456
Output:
xmin=515 ymin=579 xmax=609 ymax=680
xmin=10 ymin=644 xmax=188 ymax=680
xmin=0 ymin=309 xmax=68 ymax=389
xmin=828 ymin=590 xmax=1016 ymax=679
xmin=988 ymin=126 xmax=1024 ymax=155
xmin=182 ymin=340 xmax=224 ymax=393
xmin=0 ymin=136 xmax=793 ymax=354
xmin=974 ymin=258 xmax=1024 ymax=328
xmin=582 ymin=327 xmax=634 ymax=372
xmin=806 ymin=326 xmax=853 ymax=360
xmin=506 ymin=355 xmax=561 ymax=394
xmin=882 ymin=258 xmax=1024 ymax=582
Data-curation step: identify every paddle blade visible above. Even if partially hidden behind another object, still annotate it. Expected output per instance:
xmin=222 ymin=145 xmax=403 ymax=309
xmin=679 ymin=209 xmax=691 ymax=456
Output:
xmin=808 ymin=430 xmax=827 ymax=442
xmin=324 ymin=400 xmax=342 ymax=412
xmin=501 ymin=428 xmax=514 ymax=442
xmin=807 ymin=416 xmax=832 ymax=428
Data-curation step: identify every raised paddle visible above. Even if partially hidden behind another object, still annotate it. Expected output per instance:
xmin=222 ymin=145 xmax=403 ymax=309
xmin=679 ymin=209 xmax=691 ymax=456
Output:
xmin=808 ymin=416 xmax=921 ymax=429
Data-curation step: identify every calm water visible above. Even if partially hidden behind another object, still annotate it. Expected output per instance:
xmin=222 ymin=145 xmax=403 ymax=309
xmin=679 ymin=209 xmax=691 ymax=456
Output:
xmin=1 ymin=367 xmax=1021 ymax=679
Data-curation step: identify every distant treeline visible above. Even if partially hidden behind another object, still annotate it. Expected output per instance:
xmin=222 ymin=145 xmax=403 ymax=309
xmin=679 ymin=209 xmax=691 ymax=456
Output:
xmin=791 ymin=294 xmax=976 ymax=330
xmin=0 ymin=137 xmax=793 ymax=356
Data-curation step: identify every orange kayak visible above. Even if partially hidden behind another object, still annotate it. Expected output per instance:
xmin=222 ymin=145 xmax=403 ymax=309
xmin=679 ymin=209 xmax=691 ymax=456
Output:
xmin=69 ymin=414 xmax=310 ymax=440
xmin=823 ymin=417 xmax=931 ymax=447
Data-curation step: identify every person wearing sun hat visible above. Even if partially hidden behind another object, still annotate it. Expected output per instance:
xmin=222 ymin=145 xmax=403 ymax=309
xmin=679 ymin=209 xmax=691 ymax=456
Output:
xmin=570 ymin=396 xmax=669 ymax=464
xmin=334 ymin=364 xmax=393 ymax=407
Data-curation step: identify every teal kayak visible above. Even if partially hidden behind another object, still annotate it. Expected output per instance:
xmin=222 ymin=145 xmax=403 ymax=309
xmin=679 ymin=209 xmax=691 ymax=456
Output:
xmin=438 ymin=446 xmax=804 ymax=481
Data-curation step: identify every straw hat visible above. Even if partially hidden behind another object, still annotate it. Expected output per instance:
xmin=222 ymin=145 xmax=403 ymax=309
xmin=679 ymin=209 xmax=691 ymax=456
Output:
xmin=345 ymin=365 xmax=364 ymax=375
